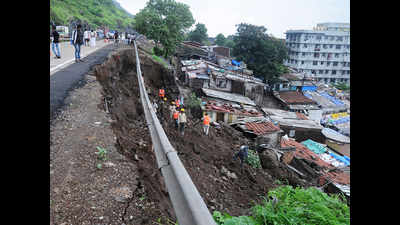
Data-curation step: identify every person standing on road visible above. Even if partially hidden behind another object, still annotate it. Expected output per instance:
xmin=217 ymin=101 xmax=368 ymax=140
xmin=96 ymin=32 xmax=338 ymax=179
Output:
xmin=114 ymin=31 xmax=119 ymax=44
xmin=233 ymin=145 xmax=249 ymax=168
xmin=51 ymin=25 xmax=61 ymax=59
xmin=90 ymin=30 xmax=96 ymax=47
xmin=178 ymin=108 xmax=187 ymax=136
xmin=71 ymin=24 xmax=84 ymax=62
xmin=84 ymin=29 xmax=90 ymax=46
xmin=202 ymin=113 xmax=211 ymax=135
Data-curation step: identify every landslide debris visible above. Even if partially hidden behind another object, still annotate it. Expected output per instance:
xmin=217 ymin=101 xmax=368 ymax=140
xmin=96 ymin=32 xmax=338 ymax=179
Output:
xmin=94 ymin=44 xmax=316 ymax=223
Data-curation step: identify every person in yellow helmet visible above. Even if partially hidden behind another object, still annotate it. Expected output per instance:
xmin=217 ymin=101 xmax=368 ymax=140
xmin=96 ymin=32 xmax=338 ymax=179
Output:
xmin=178 ymin=108 xmax=187 ymax=135
xmin=169 ymin=101 xmax=176 ymax=120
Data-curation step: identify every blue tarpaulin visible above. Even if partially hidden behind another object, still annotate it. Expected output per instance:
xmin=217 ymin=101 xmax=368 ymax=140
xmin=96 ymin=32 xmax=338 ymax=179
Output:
xmin=231 ymin=60 xmax=240 ymax=66
xmin=301 ymin=86 xmax=317 ymax=91
xmin=329 ymin=151 xmax=350 ymax=166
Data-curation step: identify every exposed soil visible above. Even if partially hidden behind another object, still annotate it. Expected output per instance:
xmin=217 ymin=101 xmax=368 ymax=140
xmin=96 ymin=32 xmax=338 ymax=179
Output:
xmin=91 ymin=43 xmax=317 ymax=223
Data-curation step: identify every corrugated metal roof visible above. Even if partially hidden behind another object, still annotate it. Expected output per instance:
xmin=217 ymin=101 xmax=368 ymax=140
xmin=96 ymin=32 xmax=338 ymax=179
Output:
xmin=202 ymin=88 xmax=256 ymax=106
xmin=322 ymin=128 xmax=350 ymax=143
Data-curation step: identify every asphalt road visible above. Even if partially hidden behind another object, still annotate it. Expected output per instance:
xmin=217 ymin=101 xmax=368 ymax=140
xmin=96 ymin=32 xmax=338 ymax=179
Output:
xmin=50 ymin=39 xmax=112 ymax=75
xmin=50 ymin=43 xmax=118 ymax=120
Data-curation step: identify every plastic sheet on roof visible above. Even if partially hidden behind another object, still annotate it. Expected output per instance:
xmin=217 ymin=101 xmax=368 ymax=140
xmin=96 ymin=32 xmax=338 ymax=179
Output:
xmin=301 ymin=139 xmax=327 ymax=154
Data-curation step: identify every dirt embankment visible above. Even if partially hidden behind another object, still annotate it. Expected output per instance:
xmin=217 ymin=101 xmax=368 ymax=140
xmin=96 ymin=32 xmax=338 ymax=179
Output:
xmin=94 ymin=44 xmax=317 ymax=223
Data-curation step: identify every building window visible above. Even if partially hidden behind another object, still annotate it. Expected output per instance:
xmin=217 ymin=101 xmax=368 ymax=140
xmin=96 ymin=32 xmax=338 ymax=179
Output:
xmin=342 ymin=70 xmax=346 ymax=75
xmin=336 ymin=45 xmax=341 ymax=49
xmin=304 ymin=44 xmax=307 ymax=48
xmin=314 ymin=53 xmax=320 ymax=58
xmin=329 ymin=44 xmax=333 ymax=48
xmin=333 ymin=62 xmax=338 ymax=66
xmin=330 ymin=36 xmax=334 ymax=41
xmin=337 ymin=36 xmax=343 ymax=41
xmin=319 ymin=70 xmax=324 ymax=74
xmin=315 ymin=44 xmax=320 ymax=48
xmin=347 ymin=70 xmax=350 ymax=74
xmin=302 ymin=52 xmax=306 ymax=56
xmin=330 ymin=78 xmax=335 ymax=83
xmin=313 ymin=61 xmax=318 ymax=65
xmin=327 ymin=62 xmax=331 ymax=66
xmin=325 ymin=70 xmax=329 ymax=74
xmin=316 ymin=36 xmax=322 ymax=40
xmin=323 ymin=44 xmax=328 ymax=49
xmin=301 ymin=61 xmax=304 ymax=64
xmin=325 ymin=36 xmax=329 ymax=40
xmin=312 ymin=70 xmax=316 ymax=74
xmin=345 ymin=36 xmax=349 ymax=41
xmin=332 ymin=70 xmax=336 ymax=75
xmin=322 ymin=53 xmax=326 ymax=57
xmin=335 ymin=53 xmax=339 ymax=58
xmin=320 ymin=61 xmax=324 ymax=65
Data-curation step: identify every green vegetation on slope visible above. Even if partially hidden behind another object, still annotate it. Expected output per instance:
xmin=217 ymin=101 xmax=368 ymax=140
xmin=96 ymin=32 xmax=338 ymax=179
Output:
xmin=50 ymin=0 xmax=135 ymax=30
xmin=213 ymin=185 xmax=349 ymax=225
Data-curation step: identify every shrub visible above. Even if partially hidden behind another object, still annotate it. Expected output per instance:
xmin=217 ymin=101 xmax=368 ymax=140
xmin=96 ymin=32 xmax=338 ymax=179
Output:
xmin=214 ymin=185 xmax=350 ymax=225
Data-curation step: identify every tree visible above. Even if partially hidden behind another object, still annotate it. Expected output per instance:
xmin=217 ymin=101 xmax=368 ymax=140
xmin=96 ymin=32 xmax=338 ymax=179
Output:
xmin=187 ymin=23 xmax=208 ymax=44
xmin=232 ymin=23 xmax=288 ymax=84
xmin=214 ymin=33 xmax=226 ymax=46
xmin=134 ymin=0 xmax=195 ymax=58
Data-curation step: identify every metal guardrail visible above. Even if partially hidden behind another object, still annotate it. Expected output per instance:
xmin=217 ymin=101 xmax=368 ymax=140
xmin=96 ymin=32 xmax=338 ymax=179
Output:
xmin=133 ymin=41 xmax=217 ymax=225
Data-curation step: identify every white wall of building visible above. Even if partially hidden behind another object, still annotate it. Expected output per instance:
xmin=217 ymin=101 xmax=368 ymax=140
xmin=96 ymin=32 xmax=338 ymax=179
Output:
xmin=284 ymin=26 xmax=350 ymax=85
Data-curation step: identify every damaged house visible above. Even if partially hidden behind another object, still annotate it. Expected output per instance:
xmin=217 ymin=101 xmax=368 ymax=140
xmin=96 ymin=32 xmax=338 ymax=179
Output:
xmin=200 ymin=89 xmax=263 ymax=124
xmin=262 ymin=107 xmax=324 ymax=143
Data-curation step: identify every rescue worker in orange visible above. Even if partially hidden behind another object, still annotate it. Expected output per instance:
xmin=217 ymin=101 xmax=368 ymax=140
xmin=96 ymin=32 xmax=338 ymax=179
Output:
xmin=175 ymin=98 xmax=180 ymax=108
xmin=173 ymin=109 xmax=179 ymax=129
xmin=202 ymin=112 xmax=211 ymax=135
xmin=159 ymin=89 xmax=165 ymax=100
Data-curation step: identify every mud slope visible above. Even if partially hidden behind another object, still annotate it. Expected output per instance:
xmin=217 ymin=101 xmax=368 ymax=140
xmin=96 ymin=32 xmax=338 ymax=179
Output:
xmin=95 ymin=46 xmax=313 ymax=222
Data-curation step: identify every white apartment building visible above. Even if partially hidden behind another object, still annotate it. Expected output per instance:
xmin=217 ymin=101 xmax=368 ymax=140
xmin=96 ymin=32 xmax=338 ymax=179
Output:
xmin=284 ymin=23 xmax=350 ymax=85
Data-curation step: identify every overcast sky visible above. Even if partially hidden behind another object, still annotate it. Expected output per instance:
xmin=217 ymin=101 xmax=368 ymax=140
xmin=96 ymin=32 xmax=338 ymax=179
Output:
xmin=116 ymin=0 xmax=350 ymax=38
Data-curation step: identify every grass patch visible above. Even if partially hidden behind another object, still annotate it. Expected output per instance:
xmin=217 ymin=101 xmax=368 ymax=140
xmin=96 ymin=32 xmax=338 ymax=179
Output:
xmin=213 ymin=185 xmax=350 ymax=225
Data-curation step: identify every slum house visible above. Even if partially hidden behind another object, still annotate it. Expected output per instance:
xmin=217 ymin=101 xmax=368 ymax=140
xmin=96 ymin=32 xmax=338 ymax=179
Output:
xmin=230 ymin=116 xmax=284 ymax=145
xmin=321 ymin=127 xmax=350 ymax=158
xmin=272 ymin=90 xmax=321 ymax=114
xmin=262 ymin=107 xmax=324 ymax=143
xmin=180 ymin=58 xmax=266 ymax=105
xmin=201 ymin=88 xmax=263 ymax=124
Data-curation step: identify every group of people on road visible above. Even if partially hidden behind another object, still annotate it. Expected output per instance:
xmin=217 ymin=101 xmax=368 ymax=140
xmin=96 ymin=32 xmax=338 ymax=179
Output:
xmin=51 ymin=23 xmax=138 ymax=63
xmin=83 ymin=29 xmax=97 ymax=47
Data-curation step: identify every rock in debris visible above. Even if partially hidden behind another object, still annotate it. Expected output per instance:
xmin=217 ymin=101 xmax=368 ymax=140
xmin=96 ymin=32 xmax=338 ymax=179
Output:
xmin=110 ymin=186 xmax=135 ymax=203
xmin=221 ymin=166 xmax=237 ymax=179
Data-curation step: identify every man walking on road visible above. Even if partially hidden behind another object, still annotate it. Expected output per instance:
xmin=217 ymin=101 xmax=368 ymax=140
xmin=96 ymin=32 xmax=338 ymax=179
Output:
xmin=84 ymin=29 xmax=90 ymax=46
xmin=51 ymin=25 xmax=61 ymax=59
xmin=72 ymin=24 xmax=84 ymax=63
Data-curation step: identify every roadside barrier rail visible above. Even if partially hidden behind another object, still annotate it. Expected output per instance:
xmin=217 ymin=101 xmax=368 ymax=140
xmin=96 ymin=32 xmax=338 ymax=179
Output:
xmin=133 ymin=40 xmax=217 ymax=225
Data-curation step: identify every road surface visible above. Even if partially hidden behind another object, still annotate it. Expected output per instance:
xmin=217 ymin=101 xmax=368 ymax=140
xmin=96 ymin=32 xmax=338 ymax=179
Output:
xmin=50 ymin=39 xmax=112 ymax=75
xmin=50 ymin=42 xmax=118 ymax=120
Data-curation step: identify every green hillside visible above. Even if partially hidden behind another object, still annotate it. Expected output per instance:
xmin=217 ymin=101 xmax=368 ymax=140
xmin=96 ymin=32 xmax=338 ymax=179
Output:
xmin=50 ymin=0 xmax=135 ymax=30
